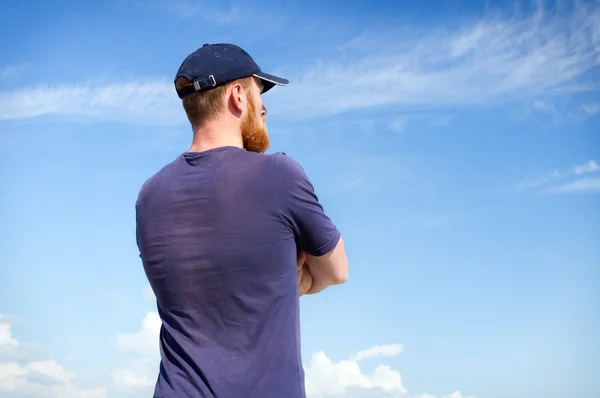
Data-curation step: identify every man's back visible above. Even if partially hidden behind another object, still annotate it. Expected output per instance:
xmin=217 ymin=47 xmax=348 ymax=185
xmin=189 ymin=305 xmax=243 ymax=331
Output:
xmin=135 ymin=146 xmax=340 ymax=398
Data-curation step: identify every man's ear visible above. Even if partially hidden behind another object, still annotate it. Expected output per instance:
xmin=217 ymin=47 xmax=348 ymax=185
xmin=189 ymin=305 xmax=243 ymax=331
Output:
xmin=228 ymin=82 xmax=246 ymax=114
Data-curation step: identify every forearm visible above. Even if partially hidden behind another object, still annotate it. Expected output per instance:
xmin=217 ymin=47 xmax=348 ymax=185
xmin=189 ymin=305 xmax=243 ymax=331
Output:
xmin=298 ymin=264 xmax=313 ymax=296
xmin=303 ymin=263 xmax=340 ymax=295
xmin=297 ymin=264 xmax=331 ymax=295
xmin=304 ymin=276 xmax=330 ymax=294
xmin=297 ymin=237 xmax=348 ymax=295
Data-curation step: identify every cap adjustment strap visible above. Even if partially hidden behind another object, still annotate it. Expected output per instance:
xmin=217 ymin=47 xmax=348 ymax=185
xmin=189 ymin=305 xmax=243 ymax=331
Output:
xmin=177 ymin=74 xmax=217 ymax=98
xmin=193 ymin=75 xmax=217 ymax=92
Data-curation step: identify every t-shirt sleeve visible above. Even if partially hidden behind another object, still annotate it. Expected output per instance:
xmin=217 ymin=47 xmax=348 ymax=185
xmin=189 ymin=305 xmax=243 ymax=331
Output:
xmin=273 ymin=152 xmax=341 ymax=256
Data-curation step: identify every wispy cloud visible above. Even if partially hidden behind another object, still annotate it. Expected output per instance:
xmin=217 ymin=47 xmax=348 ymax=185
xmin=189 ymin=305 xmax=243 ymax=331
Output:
xmin=0 ymin=65 xmax=18 ymax=79
xmin=268 ymin=1 xmax=600 ymax=118
xmin=515 ymin=160 xmax=600 ymax=193
xmin=149 ymin=0 xmax=242 ymax=25
xmin=1 ymin=1 xmax=598 ymax=124
xmin=351 ymin=344 xmax=404 ymax=361
xmin=572 ymin=161 xmax=600 ymax=175
xmin=140 ymin=0 xmax=288 ymax=34
xmin=545 ymin=177 xmax=600 ymax=193
xmin=144 ymin=285 xmax=155 ymax=302
xmin=100 ymin=290 xmax=130 ymax=310
xmin=529 ymin=99 xmax=600 ymax=124
xmin=580 ymin=103 xmax=600 ymax=116
xmin=318 ymin=154 xmax=416 ymax=192
xmin=317 ymin=112 xmax=453 ymax=135
xmin=533 ymin=100 xmax=556 ymax=114
xmin=0 ymin=81 xmax=182 ymax=124
xmin=413 ymin=393 xmax=477 ymax=398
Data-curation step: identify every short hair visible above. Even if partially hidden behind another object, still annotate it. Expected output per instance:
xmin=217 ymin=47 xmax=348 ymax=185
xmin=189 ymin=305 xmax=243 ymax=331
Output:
xmin=175 ymin=76 xmax=253 ymax=128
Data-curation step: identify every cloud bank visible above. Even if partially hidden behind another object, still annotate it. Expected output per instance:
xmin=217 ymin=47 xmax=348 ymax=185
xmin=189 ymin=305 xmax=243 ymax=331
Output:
xmin=0 ymin=316 xmax=106 ymax=398
xmin=111 ymin=311 xmax=475 ymax=398
xmin=2 ymin=309 xmax=476 ymax=398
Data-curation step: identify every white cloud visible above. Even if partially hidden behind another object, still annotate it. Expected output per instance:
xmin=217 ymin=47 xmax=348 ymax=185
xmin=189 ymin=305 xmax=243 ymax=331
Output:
xmin=0 ymin=323 xmax=18 ymax=346
xmin=351 ymin=344 xmax=405 ymax=361
xmin=572 ymin=160 xmax=600 ymax=175
xmin=580 ymin=103 xmax=600 ymax=115
xmin=112 ymin=313 xmax=475 ymax=398
xmin=112 ymin=312 xmax=161 ymax=392
xmin=144 ymin=285 xmax=155 ymax=302
xmin=112 ymin=368 xmax=156 ymax=390
xmin=306 ymin=348 xmax=478 ymax=398
xmin=305 ymin=350 xmax=406 ymax=398
xmin=101 ymin=290 xmax=130 ymax=309
xmin=268 ymin=1 xmax=600 ymax=118
xmin=389 ymin=117 xmax=409 ymax=132
xmin=413 ymin=393 xmax=477 ymax=398
xmin=533 ymin=100 xmax=555 ymax=113
xmin=148 ymin=0 xmax=258 ymax=26
xmin=0 ymin=324 xmax=46 ymax=363
xmin=515 ymin=160 xmax=600 ymax=193
xmin=0 ymin=65 xmax=18 ymax=79
xmin=0 ymin=81 xmax=182 ymax=124
xmin=0 ymin=318 xmax=106 ymax=398
xmin=546 ymin=177 xmax=600 ymax=193
xmin=1 ymin=2 xmax=598 ymax=124
xmin=159 ymin=0 xmax=242 ymax=25
xmin=313 ymin=153 xmax=416 ymax=192
xmin=115 ymin=312 xmax=161 ymax=358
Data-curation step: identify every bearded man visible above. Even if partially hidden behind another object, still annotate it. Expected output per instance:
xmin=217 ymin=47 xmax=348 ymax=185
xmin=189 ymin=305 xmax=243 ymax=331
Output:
xmin=135 ymin=43 xmax=348 ymax=398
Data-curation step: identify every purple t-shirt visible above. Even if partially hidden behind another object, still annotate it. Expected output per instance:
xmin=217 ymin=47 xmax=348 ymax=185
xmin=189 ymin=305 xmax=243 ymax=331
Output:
xmin=135 ymin=146 xmax=340 ymax=398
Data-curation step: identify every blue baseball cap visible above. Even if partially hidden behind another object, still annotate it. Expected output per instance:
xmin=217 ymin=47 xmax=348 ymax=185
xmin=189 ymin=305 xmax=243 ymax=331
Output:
xmin=174 ymin=43 xmax=289 ymax=99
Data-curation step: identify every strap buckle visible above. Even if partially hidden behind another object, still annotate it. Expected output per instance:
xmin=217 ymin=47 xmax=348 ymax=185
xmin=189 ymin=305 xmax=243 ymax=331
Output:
xmin=193 ymin=75 xmax=217 ymax=91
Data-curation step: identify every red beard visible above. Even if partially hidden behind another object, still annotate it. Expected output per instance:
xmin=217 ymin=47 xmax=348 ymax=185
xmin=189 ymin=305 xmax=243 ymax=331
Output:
xmin=240 ymin=94 xmax=270 ymax=153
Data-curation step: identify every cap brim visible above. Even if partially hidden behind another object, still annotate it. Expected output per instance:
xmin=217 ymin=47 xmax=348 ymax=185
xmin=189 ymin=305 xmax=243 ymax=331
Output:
xmin=253 ymin=72 xmax=289 ymax=93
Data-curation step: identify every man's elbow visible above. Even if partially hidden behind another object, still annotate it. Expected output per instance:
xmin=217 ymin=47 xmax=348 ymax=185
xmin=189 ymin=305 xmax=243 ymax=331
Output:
xmin=333 ymin=273 xmax=348 ymax=285
xmin=332 ymin=266 xmax=348 ymax=284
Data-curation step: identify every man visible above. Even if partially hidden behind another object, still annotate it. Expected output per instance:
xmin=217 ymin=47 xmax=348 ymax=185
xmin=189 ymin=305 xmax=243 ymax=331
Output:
xmin=135 ymin=43 xmax=348 ymax=398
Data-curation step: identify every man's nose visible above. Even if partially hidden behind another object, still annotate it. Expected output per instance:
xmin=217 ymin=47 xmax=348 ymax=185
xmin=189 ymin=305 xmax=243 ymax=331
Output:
xmin=261 ymin=105 xmax=267 ymax=116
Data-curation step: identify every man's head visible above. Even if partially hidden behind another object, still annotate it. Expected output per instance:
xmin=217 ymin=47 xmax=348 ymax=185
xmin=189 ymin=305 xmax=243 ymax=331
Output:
xmin=174 ymin=43 xmax=288 ymax=153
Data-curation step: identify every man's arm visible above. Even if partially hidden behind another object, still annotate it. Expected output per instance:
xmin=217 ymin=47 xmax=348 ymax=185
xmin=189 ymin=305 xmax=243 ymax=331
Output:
xmin=304 ymin=236 xmax=348 ymax=295
xmin=274 ymin=152 xmax=348 ymax=295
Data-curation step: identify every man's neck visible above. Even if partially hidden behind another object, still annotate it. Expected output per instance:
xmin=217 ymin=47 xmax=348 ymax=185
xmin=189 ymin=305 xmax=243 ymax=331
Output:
xmin=188 ymin=123 xmax=243 ymax=153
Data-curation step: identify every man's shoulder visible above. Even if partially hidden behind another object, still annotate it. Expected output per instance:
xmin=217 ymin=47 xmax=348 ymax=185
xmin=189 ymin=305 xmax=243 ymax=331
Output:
xmin=136 ymin=156 xmax=181 ymax=203
xmin=264 ymin=151 xmax=306 ymax=179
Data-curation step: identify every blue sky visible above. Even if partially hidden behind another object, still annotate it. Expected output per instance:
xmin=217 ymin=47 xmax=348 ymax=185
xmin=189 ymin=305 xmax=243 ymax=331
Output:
xmin=1 ymin=0 xmax=599 ymax=397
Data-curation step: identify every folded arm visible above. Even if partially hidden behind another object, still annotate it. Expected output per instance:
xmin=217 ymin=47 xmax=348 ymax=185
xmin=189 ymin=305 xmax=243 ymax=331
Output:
xmin=275 ymin=153 xmax=348 ymax=296
xmin=297 ymin=237 xmax=348 ymax=296
xmin=303 ymin=236 xmax=347 ymax=294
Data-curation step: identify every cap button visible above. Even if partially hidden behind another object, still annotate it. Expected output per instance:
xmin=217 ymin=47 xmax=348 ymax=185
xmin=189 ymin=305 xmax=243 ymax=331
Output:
xmin=203 ymin=43 xmax=209 ymax=47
